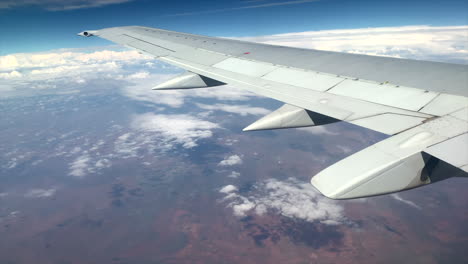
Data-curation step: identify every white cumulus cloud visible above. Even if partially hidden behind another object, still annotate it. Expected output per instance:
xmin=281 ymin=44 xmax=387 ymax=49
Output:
xmin=69 ymin=154 xmax=91 ymax=177
xmin=131 ymin=113 xmax=220 ymax=149
xmin=95 ymin=158 xmax=112 ymax=169
xmin=219 ymin=185 xmax=238 ymax=194
xmin=218 ymin=155 xmax=243 ymax=166
xmin=220 ymin=178 xmax=346 ymax=224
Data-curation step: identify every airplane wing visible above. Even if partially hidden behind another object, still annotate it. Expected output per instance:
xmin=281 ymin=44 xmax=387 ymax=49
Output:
xmin=78 ymin=26 xmax=468 ymax=199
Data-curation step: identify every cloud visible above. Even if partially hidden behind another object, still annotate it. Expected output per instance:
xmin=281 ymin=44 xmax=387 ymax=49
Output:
xmin=219 ymin=185 xmax=238 ymax=194
xmin=0 ymin=47 xmax=258 ymax=105
xmin=125 ymin=71 xmax=150 ymax=80
xmin=0 ymin=0 xmax=134 ymax=11
xmin=218 ymin=155 xmax=243 ymax=166
xmin=227 ymin=171 xmax=241 ymax=178
xmin=0 ymin=48 xmax=157 ymax=93
xmin=235 ymin=25 xmax=468 ymax=64
xmin=24 ymin=188 xmax=57 ymax=198
xmin=112 ymin=113 xmax=220 ymax=158
xmin=167 ymin=0 xmax=318 ymax=17
xmin=0 ymin=49 xmax=151 ymax=72
xmin=196 ymin=103 xmax=271 ymax=116
xmin=391 ymin=193 xmax=421 ymax=210
xmin=95 ymin=158 xmax=111 ymax=169
xmin=223 ymin=139 xmax=239 ymax=146
xmin=113 ymin=133 xmax=144 ymax=158
xmin=220 ymin=178 xmax=345 ymax=224
xmin=0 ymin=70 xmax=22 ymax=79
xmin=131 ymin=113 xmax=220 ymax=149
xmin=69 ymin=154 xmax=91 ymax=177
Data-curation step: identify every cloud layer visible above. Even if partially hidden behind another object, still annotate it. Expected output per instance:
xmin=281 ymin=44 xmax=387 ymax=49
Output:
xmin=236 ymin=25 xmax=468 ymax=63
xmin=0 ymin=48 xmax=158 ymax=94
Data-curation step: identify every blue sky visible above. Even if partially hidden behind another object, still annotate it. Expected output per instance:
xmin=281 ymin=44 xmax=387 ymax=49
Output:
xmin=0 ymin=0 xmax=467 ymax=55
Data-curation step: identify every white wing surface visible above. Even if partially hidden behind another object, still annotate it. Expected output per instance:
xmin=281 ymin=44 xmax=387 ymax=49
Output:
xmin=79 ymin=26 xmax=468 ymax=199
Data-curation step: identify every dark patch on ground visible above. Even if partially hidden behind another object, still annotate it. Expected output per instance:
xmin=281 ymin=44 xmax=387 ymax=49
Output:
xmin=280 ymin=219 xmax=343 ymax=249
xmin=111 ymin=199 xmax=124 ymax=207
xmin=240 ymin=215 xmax=254 ymax=222
xmin=242 ymin=216 xmax=344 ymax=249
xmin=110 ymin=183 xmax=125 ymax=199
xmin=384 ymin=224 xmax=402 ymax=237
xmin=241 ymin=216 xmax=280 ymax=246
xmin=56 ymin=218 xmax=75 ymax=228
xmin=159 ymin=232 xmax=189 ymax=254
xmin=81 ymin=218 xmax=103 ymax=229
xmin=128 ymin=188 xmax=143 ymax=197
xmin=238 ymin=182 xmax=255 ymax=194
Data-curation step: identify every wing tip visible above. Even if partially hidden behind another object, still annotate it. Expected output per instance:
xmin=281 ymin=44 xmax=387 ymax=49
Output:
xmin=77 ymin=30 xmax=98 ymax=37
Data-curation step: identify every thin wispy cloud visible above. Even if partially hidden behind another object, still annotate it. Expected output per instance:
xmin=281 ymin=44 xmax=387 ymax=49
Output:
xmin=165 ymin=0 xmax=319 ymax=17
xmin=0 ymin=0 xmax=134 ymax=11
xmin=24 ymin=188 xmax=57 ymax=198
xmin=391 ymin=193 xmax=421 ymax=210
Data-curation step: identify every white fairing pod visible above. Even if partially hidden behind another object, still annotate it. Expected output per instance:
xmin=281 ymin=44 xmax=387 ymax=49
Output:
xmin=311 ymin=115 xmax=468 ymax=199
xmin=311 ymin=151 xmax=430 ymax=199
xmin=243 ymin=104 xmax=337 ymax=131
xmin=152 ymin=72 xmax=225 ymax=90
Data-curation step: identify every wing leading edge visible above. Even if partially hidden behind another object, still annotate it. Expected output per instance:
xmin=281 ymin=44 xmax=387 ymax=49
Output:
xmin=78 ymin=26 xmax=468 ymax=199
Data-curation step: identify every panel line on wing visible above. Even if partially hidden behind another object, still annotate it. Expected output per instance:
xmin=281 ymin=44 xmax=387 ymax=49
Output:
xmin=122 ymin=34 xmax=176 ymax=52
